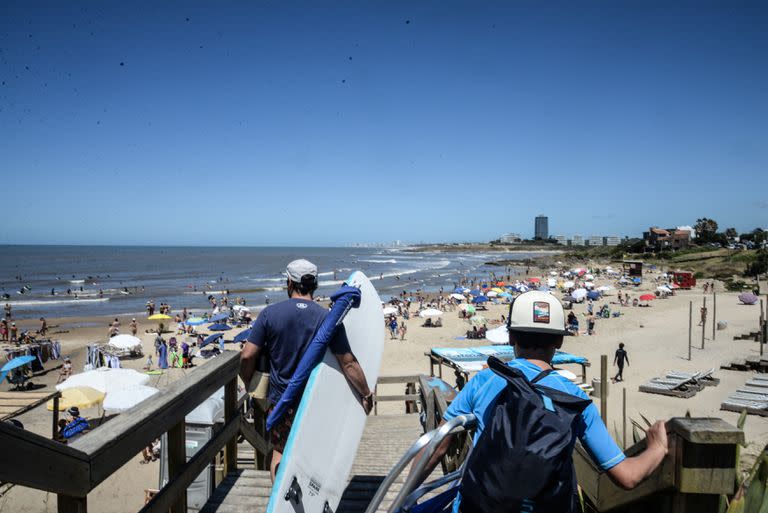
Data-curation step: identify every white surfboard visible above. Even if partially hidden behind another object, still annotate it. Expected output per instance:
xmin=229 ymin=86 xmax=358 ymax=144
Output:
xmin=267 ymin=271 xmax=384 ymax=513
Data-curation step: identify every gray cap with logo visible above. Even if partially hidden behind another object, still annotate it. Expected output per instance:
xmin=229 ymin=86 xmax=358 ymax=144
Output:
xmin=286 ymin=259 xmax=318 ymax=283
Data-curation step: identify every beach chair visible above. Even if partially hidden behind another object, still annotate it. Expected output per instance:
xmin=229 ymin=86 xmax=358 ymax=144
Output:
xmin=746 ymin=378 xmax=768 ymax=389
xmin=666 ymin=369 xmax=720 ymax=387
xmin=638 ymin=380 xmax=698 ymax=399
xmin=721 ymin=396 xmax=768 ymax=417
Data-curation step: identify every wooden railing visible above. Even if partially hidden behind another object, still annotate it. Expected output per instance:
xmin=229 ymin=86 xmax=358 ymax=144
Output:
xmin=0 ymin=351 xmax=269 ymax=513
xmin=372 ymin=374 xmax=420 ymax=415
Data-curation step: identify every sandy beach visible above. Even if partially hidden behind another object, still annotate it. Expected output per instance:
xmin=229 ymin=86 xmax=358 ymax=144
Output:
xmin=2 ymin=262 xmax=767 ymax=512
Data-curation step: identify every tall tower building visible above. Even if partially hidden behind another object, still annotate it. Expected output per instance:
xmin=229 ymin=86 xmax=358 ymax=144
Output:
xmin=535 ymin=215 xmax=549 ymax=240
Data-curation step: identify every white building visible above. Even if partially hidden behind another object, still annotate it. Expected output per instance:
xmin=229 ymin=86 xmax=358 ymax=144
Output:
xmin=500 ymin=233 xmax=522 ymax=244
xmin=571 ymin=235 xmax=585 ymax=246
xmin=554 ymin=235 xmax=567 ymax=245
xmin=588 ymin=235 xmax=603 ymax=247
xmin=604 ymin=236 xmax=621 ymax=246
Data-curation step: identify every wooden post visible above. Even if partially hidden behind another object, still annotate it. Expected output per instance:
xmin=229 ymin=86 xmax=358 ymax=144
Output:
xmin=622 ymin=388 xmax=627 ymax=449
xmin=761 ymin=300 xmax=765 ymax=357
xmin=688 ymin=301 xmax=692 ymax=361
xmin=701 ymin=297 xmax=707 ymax=350
xmin=167 ymin=420 xmax=187 ymax=513
xmin=224 ymin=377 xmax=238 ymax=475
xmin=373 ymin=384 xmax=378 ymax=415
xmin=52 ymin=395 xmax=59 ymax=440
xmin=58 ymin=495 xmax=87 ymax=513
xmin=712 ymin=291 xmax=717 ymax=341
xmin=600 ymin=355 xmax=608 ymax=425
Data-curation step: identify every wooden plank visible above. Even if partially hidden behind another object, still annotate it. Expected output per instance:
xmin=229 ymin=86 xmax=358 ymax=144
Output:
xmin=57 ymin=494 xmax=87 ymax=513
xmin=224 ymin=378 xmax=237 ymax=475
xmin=668 ymin=417 xmax=744 ymax=445
xmin=0 ymin=390 xmax=59 ymax=421
xmin=239 ymin=417 xmax=270 ymax=456
xmin=141 ymin=413 xmax=240 ymax=513
xmin=0 ymin=420 xmax=90 ymax=496
xmin=373 ymin=394 xmax=420 ymax=402
xmin=72 ymin=351 xmax=240 ymax=488
xmin=376 ymin=375 xmax=420 ymax=384
xmin=0 ymin=391 xmax=54 ymax=399
xmin=167 ymin=420 xmax=186 ymax=513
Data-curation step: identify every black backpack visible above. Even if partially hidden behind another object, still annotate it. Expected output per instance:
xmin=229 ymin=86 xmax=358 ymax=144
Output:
xmin=459 ymin=356 xmax=592 ymax=513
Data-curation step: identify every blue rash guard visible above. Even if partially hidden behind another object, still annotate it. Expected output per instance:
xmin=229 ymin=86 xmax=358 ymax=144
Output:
xmin=444 ymin=358 xmax=625 ymax=513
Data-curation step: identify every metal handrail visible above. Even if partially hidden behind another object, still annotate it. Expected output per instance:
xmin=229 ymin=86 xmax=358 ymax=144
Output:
xmin=384 ymin=414 xmax=476 ymax=513
xmin=400 ymin=468 xmax=463 ymax=511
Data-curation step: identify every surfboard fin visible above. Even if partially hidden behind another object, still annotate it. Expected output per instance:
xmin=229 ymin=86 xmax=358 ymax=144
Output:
xmin=284 ymin=476 xmax=302 ymax=506
xmin=323 ymin=501 xmax=334 ymax=513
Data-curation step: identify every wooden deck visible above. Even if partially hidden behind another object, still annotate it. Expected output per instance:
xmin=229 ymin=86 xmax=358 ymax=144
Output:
xmin=201 ymin=413 xmax=429 ymax=513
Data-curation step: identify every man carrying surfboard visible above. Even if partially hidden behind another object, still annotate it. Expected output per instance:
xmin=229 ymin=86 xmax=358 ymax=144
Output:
xmin=409 ymin=291 xmax=668 ymax=512
xmin=240 ymin=259 xmax=374 ymax=482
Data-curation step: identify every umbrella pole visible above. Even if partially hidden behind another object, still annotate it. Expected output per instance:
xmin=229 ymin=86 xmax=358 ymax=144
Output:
xmin=52 ymin=395 xmax=60 ymax=440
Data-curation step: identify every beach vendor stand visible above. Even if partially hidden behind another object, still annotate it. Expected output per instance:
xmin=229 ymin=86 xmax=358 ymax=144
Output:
xmin=622 ymin=260 xmax=644 ymax=283
xmin=426 ymin=345 xmax=590 ymax=388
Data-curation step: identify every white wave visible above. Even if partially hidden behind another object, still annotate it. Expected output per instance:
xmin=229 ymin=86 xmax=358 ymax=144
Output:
xmin=251 ymin=277 xmax=285 ymax=283
xmin=360 ymin=259 xmax=397 ymax=264
xmin=69 ymin=279 xmax=85 ymax=284
xmin=10 ymin=298 xmax=110 ymax=306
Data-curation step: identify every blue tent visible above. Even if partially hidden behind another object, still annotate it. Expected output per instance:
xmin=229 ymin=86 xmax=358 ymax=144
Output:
xmin=453 ymin=287 xmax=465 ymax=294
xmin=208 ymin=323 xmax=232 ymax=331
xmin=233 ymin=329 xmax=251 ymax=343
xmin=201 ymin=333 xmax=223 ymax=348
xmin=209 ymin=313 xmax=229 ymax=323
xmin=267 ymin=284 xmax=362 ymax=431
xmin=472 ymin=296 xmax=489 ymax=304
xmin=587 ymin=291 xmax=601 ymax=300
xmin=469 ymin=289 xmax=482 ymax=296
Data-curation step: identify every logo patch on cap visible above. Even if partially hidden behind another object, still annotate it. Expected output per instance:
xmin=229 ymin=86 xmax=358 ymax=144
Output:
xmin=533 ymin=301 xmax=550 ymax=323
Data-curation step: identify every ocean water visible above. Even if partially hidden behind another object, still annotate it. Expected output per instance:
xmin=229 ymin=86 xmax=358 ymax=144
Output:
xmin=0 ymin=246 xmax=535 ymax=319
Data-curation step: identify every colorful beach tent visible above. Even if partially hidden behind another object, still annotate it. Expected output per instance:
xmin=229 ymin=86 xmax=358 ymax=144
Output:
xmin=266 ymin=284 xmax=361 ymax=431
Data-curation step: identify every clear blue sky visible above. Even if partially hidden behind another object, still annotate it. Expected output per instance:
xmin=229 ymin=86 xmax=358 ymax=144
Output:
xmin=2 ymin=2 xmax=766 ymax=246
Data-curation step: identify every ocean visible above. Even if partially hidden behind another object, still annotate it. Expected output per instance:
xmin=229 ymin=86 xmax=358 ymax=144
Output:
xmin=0 ymin=246 xmax=536 ymax=319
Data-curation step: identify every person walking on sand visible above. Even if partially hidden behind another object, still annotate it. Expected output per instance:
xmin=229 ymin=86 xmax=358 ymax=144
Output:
xmin=129 ymin=318 xmax=138 ymax=336
xmin=4 ymin=303 xmax=11 ymax=320
xmin=408 ymin=291 xmax=668 ymax=512
xmin=10 ymin=322 xmax=18 ymax=343
xmin=399 ymin=321 xmax=407 ymax=341
xmin=0 ymin=318 xmax=7 ymax=341
xmin=240 ymin=259 xmax=373 ymax=483
xmin=613 ymin=342 xmax=629 ymax=382
xmin=39 ymin=317 xmax=47 ymax=336
xmin=389 ymin=316 xmax=398 ymax=340
xmin=699 ymin=304 xmax=708 ymax=326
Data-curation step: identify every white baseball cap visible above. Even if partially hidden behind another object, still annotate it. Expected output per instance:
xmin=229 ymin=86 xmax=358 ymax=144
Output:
xmin=507 ymin=291 xmax=567 ymax=335
xmin=286 ymin=259 xmax=318 ymax=283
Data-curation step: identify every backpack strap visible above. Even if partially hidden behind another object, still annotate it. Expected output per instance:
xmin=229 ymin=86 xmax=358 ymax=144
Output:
xmin=531 ymin=369 xmax=555 ymax=384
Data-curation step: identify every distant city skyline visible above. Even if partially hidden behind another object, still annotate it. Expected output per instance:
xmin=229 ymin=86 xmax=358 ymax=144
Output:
xmin=2 ymin=4 xmax=766 ymax=246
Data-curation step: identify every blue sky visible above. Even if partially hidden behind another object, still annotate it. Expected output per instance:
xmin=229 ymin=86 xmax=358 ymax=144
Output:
xmin=1 ymin=2 xmax=766 ymax=246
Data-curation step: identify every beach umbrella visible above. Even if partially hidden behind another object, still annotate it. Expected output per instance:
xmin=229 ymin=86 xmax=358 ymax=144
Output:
xmin=450 ymin=293 xmax=465 ymax=301
xmin=1 ymin=355 xmax=36 ymax=373
xmin=202 ymin=333 xmax=224 ymax=347
xmin=382 ymin=306 xmax=398 ymax=315
xmin=486 ymin=291 xmax=498 ymax=298
xmin=466 ymin=305 xmax=476 ymax=315
xmin=469 ymin=289 xmax=482 ymax=296
xmin=500 ymin=292 xmax=513 ymax=298
xmin=469 ymin=315 xmax=487 ymax=326
xmin=485 ymin=326 xmax=510 ymax=345
xmin=184 ymin=317 xmax=206 ymax=326
xmin=491 ymin=287 xmax=504 ymax=294
xmin=107 ymin=334 xmax=142 ymax=350
xmin=208 ymin=322 xmax=232 ymax=331
xmin=547 ymin=278 xmax=556 ymax=288
xmin=481 ymin=283 xmax=488 ymax=289
xmin=419 ymin=308 xmax=444 ymax=318
xmin=632 ymin=277 xmax=642 ymax=284
xmin=639 ymin=294 xmax=656 ymax=301
xmin=563 ymin=281 xmax=575 ymax=289
xmin=587 ymin=291 xmax=601 ymax=300
xmin=738 ymin=292 xmax=759 ymax=305
xmin=584 ymin=281 xmax=595 ymax=289
xmin=585 ymin=274 xmax=595 ymax=280
xmin=562 ymin=295 xmax=576 ymax=303
xmin=232 ymin=305 xmax=250 ymax=313
xmin=147 ymin=314 xmax=171 ymax=321
xmin=472 ymin=296 xmax=489 ymax=304
xmin=572 ymin=289 xmax=588 ymax=301
xmin=453 ymin=287 xmax=465 ymax=294
xmin=528 ymin=277 xmax=540 ymax=283
xmin=209 ymin=313 xmax=229 ymax=323
xmin=549 ymin=271 xmax=558 ymax=276
xmin=597 ymin=285 xmax=612 ymax=292
xmin=0 ymin=355 xmax=38 ymax=384
xmin=47 ymin=386 xmax=105 ymax=411
xmin=233 ymin=328 xmax=251 ymax=343
xmin=669 ymin=283 xmax=680 ymax=289
xmin=103 ymin=385 xmax=159 ymax=413
xmin=57 ymin=367 xmax=149 ymax=394
xmin=657 ymin=285 xmax=672 ymax=293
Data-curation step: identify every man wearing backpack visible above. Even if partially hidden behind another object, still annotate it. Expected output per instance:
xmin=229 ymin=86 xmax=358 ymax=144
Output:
xmin=411 ymin=291 xmax=668 ymax=513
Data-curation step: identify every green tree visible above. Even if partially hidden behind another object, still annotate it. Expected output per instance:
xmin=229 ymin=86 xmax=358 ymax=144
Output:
xmin=694 ymin=218 xmax=719 ymax=243
xmin=724 ymin=227 xmax=738 ymax=240
xmin=745 ymin=249 xmax=768 ymax=277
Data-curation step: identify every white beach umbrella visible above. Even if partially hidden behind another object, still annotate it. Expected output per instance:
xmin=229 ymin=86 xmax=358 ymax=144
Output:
xmin=450 ymin=293 xmax=465 ymax=301
xmin=549 ymin=271 xmax=558 ymax=276
xmin=382 ymin=306 xmax=398 ymax=316
xmin=572 ymin=288 xmax=588 ymax=301
xmin=563 ymin=281 xmax=575 ymax=289
xmin=57 ymin=367 xmax=150 ymax=394
xmin=419 ymin=308 xmax=444 ymax=318
xmin=597 ymin=285 xmax=612 ymax=292
xmin=486 ymin=291 xmax=498 ymax=297
xmin=547 ymin=278 xmax=556 ymax=288
xmin=584 ymin=281 xmax=595 ymax=289
xmin=232 ymin=305 xmax=251 ymax=313
xmin=103 ymin=385 xmax=159 ymax=413
xmin=657 ymin=285 xmax=672 ymax=293
xmin=107 ymin=334 xmax=142 ymax=350
xmin=485 ymin=325 xmax=509 ymax=345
